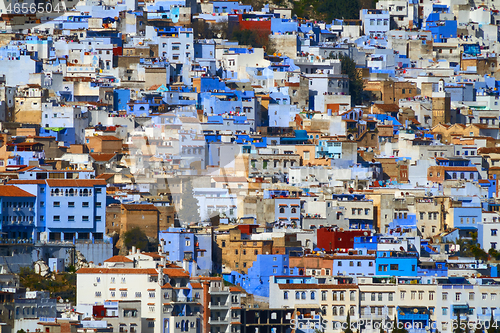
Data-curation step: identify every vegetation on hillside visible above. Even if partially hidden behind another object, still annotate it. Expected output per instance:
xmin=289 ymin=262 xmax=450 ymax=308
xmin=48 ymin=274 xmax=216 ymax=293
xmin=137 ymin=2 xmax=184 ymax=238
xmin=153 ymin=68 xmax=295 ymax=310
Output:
xmin=19 ymin=266 xmax=76 ymax=302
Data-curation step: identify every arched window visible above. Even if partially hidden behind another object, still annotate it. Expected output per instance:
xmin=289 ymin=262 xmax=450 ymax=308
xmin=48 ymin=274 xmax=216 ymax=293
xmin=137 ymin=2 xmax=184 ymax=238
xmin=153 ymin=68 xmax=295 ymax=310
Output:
xmin=339 ymin=306 xmax=345 ymax=316
xmin=470 ymin=173 xmax=474 ymax=180
xmin=460 ymin=173 xmax=465 ymax=179
xmin=332 ymin=306 xmax=337 ymax=316
xmin=311 ymin=291 xmax=316 ymax=300
xmin=279 ymin=207 xmax=285 ymax=213
xmin=453 ymin=173 xmax=457 ymax=179
xmin=295 ymin=292 xmax=300 ymax=299
xmin=350 ymin=306 xmax=355 ymax=316
xmin=301 ymin=292 xmax=306 ymax=299
xmin=291 ymin=207 xmax=297 ymax=213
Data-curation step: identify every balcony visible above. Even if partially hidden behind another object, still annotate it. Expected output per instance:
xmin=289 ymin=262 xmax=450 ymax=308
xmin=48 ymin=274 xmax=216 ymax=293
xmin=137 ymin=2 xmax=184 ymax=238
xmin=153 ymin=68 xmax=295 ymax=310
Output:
xmin=210 ymin=302 xmax=229 ymax=309
xmin=209 ymin=317 xmax=230 ymax=325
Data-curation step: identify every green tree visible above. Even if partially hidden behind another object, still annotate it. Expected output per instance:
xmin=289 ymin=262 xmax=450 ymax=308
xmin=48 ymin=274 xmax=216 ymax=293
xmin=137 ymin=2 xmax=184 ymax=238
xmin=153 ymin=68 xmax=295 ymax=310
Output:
xmin=487 ymin=313 xmax=497 ymax=333
xmin=123 ymin=227 xmax=149 ymax=250
xmin=17 ymin=329 xmax=26 ymax=333
xmin=339 ymin=53 xmax=364 ymax=106
xmin=316 ymin=0 xmax=361 ymax=21
xmin=178 ymin=179 xmax=201 ymax=224
xmin=344 ymin=313 xmax=353 ymax=333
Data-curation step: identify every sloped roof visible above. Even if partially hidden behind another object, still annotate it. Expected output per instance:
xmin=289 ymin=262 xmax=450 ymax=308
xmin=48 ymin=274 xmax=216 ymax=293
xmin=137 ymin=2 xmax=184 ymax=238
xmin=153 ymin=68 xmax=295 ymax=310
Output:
xmin=0 ymin=186 xmax=36 ymax=197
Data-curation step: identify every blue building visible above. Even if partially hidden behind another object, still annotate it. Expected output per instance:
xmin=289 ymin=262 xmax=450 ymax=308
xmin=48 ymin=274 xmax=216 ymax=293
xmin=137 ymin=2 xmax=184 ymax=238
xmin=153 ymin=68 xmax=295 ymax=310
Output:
xmin=224 ymin=254 xmax=289 ymax=297
xmin=0 ymin=186 xmax=37 ymax=240
xmin=159 ymin=227 xmax=213 ymax=275
xmin=397 ymin=306 xmax=430 ymax=333
xmin=375 ymin=250 xmax=418 ymax=276
xmin=8 ymin=179 xmax=107 ymax=243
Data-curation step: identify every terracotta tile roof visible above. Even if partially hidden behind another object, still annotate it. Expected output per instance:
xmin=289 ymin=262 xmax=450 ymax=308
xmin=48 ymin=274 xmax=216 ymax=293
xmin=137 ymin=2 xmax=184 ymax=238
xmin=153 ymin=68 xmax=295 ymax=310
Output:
xmin=229 ymin=286 xmax=242 ymax=292
xmin=0 ymin=185 xmax=36 ymax=197
xmin=96 ymin=173 xmax=116 ymax=180
xmin=139 ymin=252 xmax=164 ymax=259
xmin=87 ymin=135 xmax=122 ymax=141
xmin=104 ymin=255 xmax=133 ymax=263
xmin=374 ymin=104 xmax=399 ymax=112
xmin=161 ymin=283 xmax=173 ymax=289
xmin=163 ymin=268 xmax=190 ymax=277
xmin=90 ymin=153 xmax=116 ymax=162
xmin=192 ymin=277 xmax=222 ymax=281
xmin=190 ymin=282 xmax=202 ymax=289
xmin=442 ymin=167 xmax=478 ymax=172
xmin=8 ymin=180 xmax=46 ymax=185
xmin=278 ymin=283 xmax=358 ymax=290
xmin=77 ymin=268 xmax=158 ymax=274
xmin=122 ymin=204 xmax=158 ymax=211
xmin=46 ymin=179 xmax=107 ymax=187
xmin=478 ymin=147 xmax=500 ymax=154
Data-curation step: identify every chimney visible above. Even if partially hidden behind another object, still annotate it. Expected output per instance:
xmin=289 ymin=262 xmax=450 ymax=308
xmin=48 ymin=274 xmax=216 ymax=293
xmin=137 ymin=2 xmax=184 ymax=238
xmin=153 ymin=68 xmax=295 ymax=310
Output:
xmin=183 ymin=259 xmax=189 ymax=272
xmin=191 ymin=261 xmax=197 ymax=277
xmin=132 ymin=246 xmax=136 ymax=254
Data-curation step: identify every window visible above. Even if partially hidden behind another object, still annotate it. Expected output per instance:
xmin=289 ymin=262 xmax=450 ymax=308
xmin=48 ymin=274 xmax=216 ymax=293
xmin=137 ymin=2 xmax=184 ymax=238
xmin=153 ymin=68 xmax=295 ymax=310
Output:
xmin=83 ymin=202 xmax=89 ymax=208
xmin=400 ymin=292 xmax=405 ymax=300
xmin=95 ymin=291 xmax=101 ymax=297
xmin=411 ymin=291 xmax=416 ymax=300
xmin=301 ymin=292 xmax=306 ymax=300
xmin=54 ymin=216 xmax=60 ymax=222
xmin=322 ymin=291 xmax=327 ymax=301
xmin=68 ymin=202 xmax=75 ymax=208
xmin=68 ymin=216 xmax=75 ymax=222
xmin=442 ymin=293 xmax=448 ymax=301
xmin=455 ymin=293 xmax=461 ymax=301
xmin=371 ymin=293 xmax=376 ymax=301
xmin=429 ymin=292 xmax=434 ymax=301
xmin=390 ymin=264 xmax=399 ymax=271
xmin=378 ymin=293 xmax=382 ymax=301
xmin=284 ymin=292 xmax=288 ymax=300
xmin=388 ymin=293 xmax=394 ymax=301
xmin=149 ymin=292 xmax=156 ymax=298
xmin=54 ymin=202 xmax=60 ymax=207
xmin=442 ymin=307 xmax=448 ymax=315
xmin=482 ymin=293 xmax=487 ymax=300
xmin=311 ymin=292 xmax=315 ymax=300
xmin=121 ymin=291 xmax=127 ymax=297
xmin=418 ymin=291 xmax=424 ymax=300
xmin=83 ymin=216 xmax=89 ymax=222
xmin=295 ymin=292 xmax=300 ymax=300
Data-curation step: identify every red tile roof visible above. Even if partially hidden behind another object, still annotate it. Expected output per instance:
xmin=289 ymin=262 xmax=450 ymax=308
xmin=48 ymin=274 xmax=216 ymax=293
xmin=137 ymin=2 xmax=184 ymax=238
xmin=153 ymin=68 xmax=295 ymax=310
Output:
xmin=190 ymin=282 xmax=202 ymax=289
xmin=104 ymin=256 xmax=133 ymax=263
xmin=77 ymin=268 xmax=158 ymax=274
xmin=0 ymin=185 xmax=35 ymax=197
xmin=122 ymin=204 xmax=158 ymax=211
xmin=8 ymin=179 xmax=106 ymax=187
xmin=46 ymin=179 xmax=107 ymax=187
xmin=162 ymin=268 xmax=190 ymax=277
xmin=90 ymin=153 xmax=116 ymax=162
xmin=87 ymin=136 xmax=122 ymax=141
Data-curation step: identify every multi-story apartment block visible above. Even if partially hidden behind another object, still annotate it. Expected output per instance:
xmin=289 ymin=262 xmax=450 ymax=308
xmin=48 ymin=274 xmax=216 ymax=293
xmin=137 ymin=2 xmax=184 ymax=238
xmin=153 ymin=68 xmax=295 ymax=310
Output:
xmin=8 ymin=179 xmax=106 ymax=242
